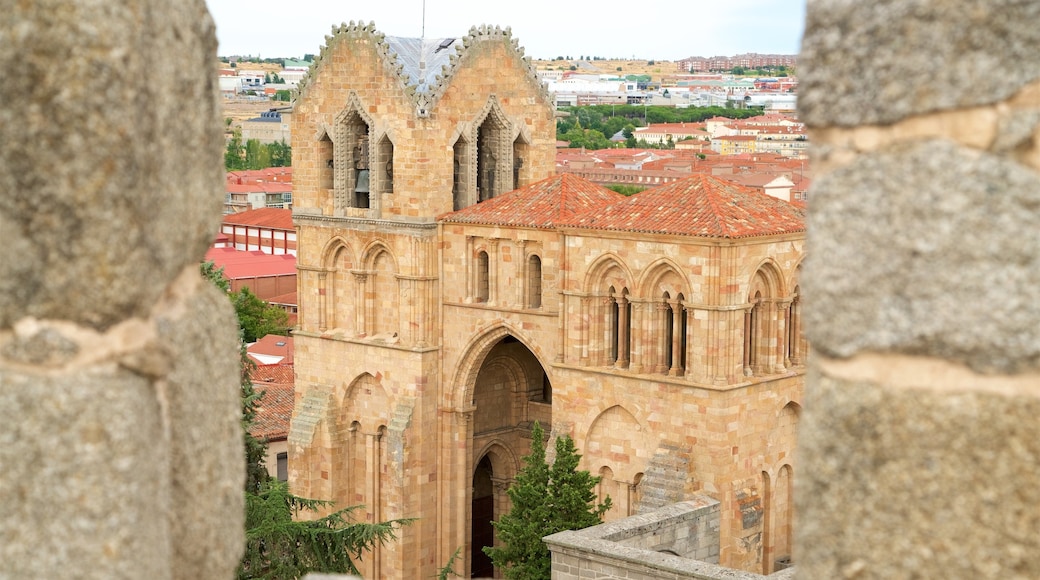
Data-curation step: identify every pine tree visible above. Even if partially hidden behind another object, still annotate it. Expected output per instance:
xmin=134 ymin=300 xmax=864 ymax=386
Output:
xmin=484 ymin=422 xmax=611 ymax=579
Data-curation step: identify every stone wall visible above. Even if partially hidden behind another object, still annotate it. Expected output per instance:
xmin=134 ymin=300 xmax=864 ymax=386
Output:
xmin=545 ymin=498 xmax=795 ymax=580
xmin=0 ymin=1 xmax=244 ymax=578
xmin=796 ymin=1 xmax=1040 ymax=578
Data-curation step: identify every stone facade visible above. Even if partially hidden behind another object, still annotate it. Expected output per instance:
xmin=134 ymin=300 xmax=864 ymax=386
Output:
xmin=289 ymin=22 xmax=805 ymax=578
xmin=0 ymin=1 xmax=243 ymax=578
xmin=796 ymin=1 xmax=1040 ymax=578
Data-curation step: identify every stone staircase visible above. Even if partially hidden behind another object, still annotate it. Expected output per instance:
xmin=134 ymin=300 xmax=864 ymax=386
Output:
xmin=635 ymin=442 xmax=690 ymax=513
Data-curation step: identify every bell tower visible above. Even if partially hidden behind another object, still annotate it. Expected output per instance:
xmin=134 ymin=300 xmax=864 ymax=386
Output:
xmin=288 ymin=22 xmax=556 ymax=578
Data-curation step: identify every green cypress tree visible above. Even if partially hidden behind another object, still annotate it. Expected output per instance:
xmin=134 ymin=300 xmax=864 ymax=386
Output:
xmin=484 ymin=422 xmax=611 ymax=579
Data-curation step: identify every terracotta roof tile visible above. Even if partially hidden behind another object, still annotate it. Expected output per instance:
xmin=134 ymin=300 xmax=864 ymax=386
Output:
xmin=439 ymin=173 xmax=625 ymax=228
xmin=574 ymin=173 xmax=805 ymax=239
xmin=222 ymin=208 xmax=294 ymax=229
xmin=267 ymin=291 xmax=298 ymax=306
xmin=204 ymin=247 xmax=296 ymax=279
xmin=248 ymin=365 xmax=294 ymax=441
xmin=248 ymin=334 xmax=294 ymax=364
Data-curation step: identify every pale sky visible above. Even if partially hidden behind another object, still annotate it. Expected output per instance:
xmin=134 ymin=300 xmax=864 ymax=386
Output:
xmin=205 ymin=0 xmax=806 ymax=61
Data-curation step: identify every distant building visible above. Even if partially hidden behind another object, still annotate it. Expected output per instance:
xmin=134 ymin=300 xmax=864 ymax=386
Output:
xmin=249 ymin=360 xmax=295 ymax=482
xmin=676 ymin=53 xmax=797 ymax=73
xmin=224 ymin=168 xmax=293 ymax=213
xmin=220 ymin=207 xmax=296 ymax=255
xmin=279 ymin=59 xmax=311 ymax=86
xmin=203 ymin=247 xmax=296 ymax=302
xmin=241 ymin=109 xmax=292 ymax=144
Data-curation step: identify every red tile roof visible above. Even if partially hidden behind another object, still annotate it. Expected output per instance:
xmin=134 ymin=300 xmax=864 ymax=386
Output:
xmin=247 ymin=334 xmax=294 ymax=364
xmin=222 ymin=207 xmax=294 ymax=230
xmin=573 ymin=173 xmax=805 ymax=239
xmin=249 ymin=365 xmax=294 ymax=441
xmin=267 ymin=291 xmax=298 ymax=306
xmin=204 ymin=247 xmax=296 ymax=279
xmin=439 ymin=173 xmax=625 ymax=228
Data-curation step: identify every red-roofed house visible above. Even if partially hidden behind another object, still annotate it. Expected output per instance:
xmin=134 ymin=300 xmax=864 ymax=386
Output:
xmin=247 ymin=334 xmax=294 ymax=365
xmin=204 ymin=247 xmax=296 ymax=302
xmin=220 ymin=208 xmax=296 ymax=255
xmin=249 ymin=362 xmax=294 ymax=481
xmin=224 ymin=168 xmax=293 ymax=213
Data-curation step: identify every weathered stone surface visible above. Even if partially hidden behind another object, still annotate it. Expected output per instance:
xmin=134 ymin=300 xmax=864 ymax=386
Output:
xmin=804 ymin=140 xmax=1040 ymax=373
xmin=160 ymin=279 xmax=244 ymax=580
xmin=0 ymin=0 xmax=225 ymax=330
xmin=0 ymin=368 xmax=170 ymax=579
xmin=0 ymin=1 xmax=243 ymax=577
xmin=799 ymin=0 xmax=1040 ymax=127
xmin=795 ymin=371 xmax=1040 ymax=579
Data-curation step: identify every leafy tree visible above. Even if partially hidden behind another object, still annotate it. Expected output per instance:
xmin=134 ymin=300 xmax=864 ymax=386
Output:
xmin=273 ymin=90 xmax=291 ymax=102
xmin=606 ymin=184 xmax=645 ymax=196
xmin=226 ymin=134 xmax=293 ymax=170
xmin=268 ymin=140 xmax=292 ymax=167
xmin=244 ymin=138 xmax=272 ymax=170
xmin=484 ymin=422 xmax=610 ymax=579
xmin=226 ymin=130 xmax=246 ymax=170
xmin=231 ymin=287 xmax=288 ymax=343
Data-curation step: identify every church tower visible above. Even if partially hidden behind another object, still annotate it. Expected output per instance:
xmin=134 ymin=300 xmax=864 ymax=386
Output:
xmin=287 ymin=22 xmax=556 ymax=578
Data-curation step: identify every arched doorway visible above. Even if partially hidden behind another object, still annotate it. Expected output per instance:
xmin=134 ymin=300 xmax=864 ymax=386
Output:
xmin=463 ymin=332 xmax=552 ymax=577
xmin=471 ymin=455 xmax=495 ymax=578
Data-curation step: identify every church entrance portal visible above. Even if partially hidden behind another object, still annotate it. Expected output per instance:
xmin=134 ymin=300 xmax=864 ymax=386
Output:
xmin=466 ymin=334 xmax=552 ymax=577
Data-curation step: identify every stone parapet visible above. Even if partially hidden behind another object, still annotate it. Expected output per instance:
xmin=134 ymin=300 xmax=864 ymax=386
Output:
xmin=546 ymin=498 xmax=794 ymax=580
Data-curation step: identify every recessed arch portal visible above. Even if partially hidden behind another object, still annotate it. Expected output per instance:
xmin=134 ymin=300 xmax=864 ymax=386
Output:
xmin=454 ymin=327 xmax=554 ymax=578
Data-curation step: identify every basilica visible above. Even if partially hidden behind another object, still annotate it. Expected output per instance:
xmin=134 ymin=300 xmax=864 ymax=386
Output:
xmin=286 ymin=22 xmax=805 ymax=577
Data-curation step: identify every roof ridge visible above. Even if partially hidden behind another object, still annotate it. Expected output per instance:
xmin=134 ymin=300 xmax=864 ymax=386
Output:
xmin=698 ymin=174 xmax=735 ymax=238
xmin=295 ymin=22 xmax=553 ymax=118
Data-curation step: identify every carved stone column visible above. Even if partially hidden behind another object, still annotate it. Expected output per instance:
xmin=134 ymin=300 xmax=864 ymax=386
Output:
xmin=669 ymin=299 xmax=684 ymax=376
xmin=616 ymin=294 xmax=630 ymax=369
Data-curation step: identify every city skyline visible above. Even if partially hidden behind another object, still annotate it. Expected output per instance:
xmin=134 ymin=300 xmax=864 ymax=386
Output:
xmin=205 ymin=0 xmax=806 ymax=61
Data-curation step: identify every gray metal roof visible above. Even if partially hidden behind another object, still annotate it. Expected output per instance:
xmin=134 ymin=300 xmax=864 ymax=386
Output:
xmin=384 ymin=36 xmax=460 ymax=94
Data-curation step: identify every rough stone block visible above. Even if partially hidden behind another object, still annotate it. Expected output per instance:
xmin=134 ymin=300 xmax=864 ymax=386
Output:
xmin=0 ymin=367 xmax=169 ymax=579
xmin=799 ymin=0 xmax=1040 ymax=126
xmin=795 ymin=371 xmax=1040 ymax=578
xmin=805 ymin=140 xmax=1040 ymax=373
xmin=0 ymin=0 xmax=226 ymax=330
xmin=160 ymin=279 xmax=245 ymax=580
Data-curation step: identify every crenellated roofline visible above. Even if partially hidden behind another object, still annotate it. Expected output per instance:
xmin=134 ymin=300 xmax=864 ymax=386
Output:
xmin=294 ymin=22 xmax=554 ymax=118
